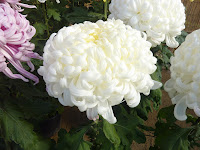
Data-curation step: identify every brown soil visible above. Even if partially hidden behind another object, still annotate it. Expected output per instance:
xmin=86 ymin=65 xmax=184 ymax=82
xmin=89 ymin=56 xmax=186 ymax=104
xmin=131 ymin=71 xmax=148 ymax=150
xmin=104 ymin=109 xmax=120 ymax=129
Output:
xmin=182 ymin=0 xmax=200 ymax=32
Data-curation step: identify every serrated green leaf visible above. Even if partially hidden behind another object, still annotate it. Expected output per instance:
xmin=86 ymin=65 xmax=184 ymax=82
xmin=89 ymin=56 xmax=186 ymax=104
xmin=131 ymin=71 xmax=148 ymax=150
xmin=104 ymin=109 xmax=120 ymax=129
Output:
xmin=175 ymin=31 xmax=188 ymax=45
xmin=88 ymin=12 xmax=104 ymax=19
xmin=33 ymin=23 xmax=47 ymax=35
xmin=115 ymin=117 xmax=146 ymax=145
xmin=47 ymin=9 xmax=61 ymax=21
xmin=155 ymin=127 xmax=191 ymax=150
xmin=56 ymin=128 xmax=92 ymax=150
xmin=17 ymin=98 xmax=58 ymax=119
xmin=64 ymin=7 xmax=100 ymax=24
xmin=151 ymin=68 xmax=162 ymax=82
xmin=0 ymin=100 xmax=50 ymax=150
xmin=151 ymin=89 xmax=162 ymax=110
xmin=95 ymin=129 xmax=116 ymax=150
xmin=133 ymin=96 xmax=152 ymax=120
xmin=113 ymin=106 xmax=146 ymax=147
xmin=103 ymin=119 xmax=121 ymax=146
xmin=158 ymin=105 xmax=176 ymax=124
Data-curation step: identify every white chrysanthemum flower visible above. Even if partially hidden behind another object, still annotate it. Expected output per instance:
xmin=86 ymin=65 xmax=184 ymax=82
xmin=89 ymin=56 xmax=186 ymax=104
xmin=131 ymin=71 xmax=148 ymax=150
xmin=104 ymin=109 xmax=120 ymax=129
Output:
xmin=38 ymin=0 xmax=46 ymax=3
xmin=38 ymin=19 xmax=161 ymax=124
xmin=109 ymin=0 xmax=185 ymax=48
xmin=164 ymin=29 xmax=200 ymax=121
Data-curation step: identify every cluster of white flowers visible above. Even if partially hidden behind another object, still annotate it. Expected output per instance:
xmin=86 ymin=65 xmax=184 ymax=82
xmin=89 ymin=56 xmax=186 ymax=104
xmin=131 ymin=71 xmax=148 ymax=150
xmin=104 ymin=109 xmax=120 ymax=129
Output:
xmin=38 ymin=0 xmax=60 ymax=3
xmin=38 ymin=19 xmax=161 ymax=123
xmin=109 ymin=0 xmax=185 ymax=48
xmin=164 ymin=29 xmax=200 ymax=121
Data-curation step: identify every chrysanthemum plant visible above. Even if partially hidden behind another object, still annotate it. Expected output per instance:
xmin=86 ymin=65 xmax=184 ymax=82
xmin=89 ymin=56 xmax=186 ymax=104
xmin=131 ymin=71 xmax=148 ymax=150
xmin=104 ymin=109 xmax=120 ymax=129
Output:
xmin=0 ymin=0 xmax=199 ymax=150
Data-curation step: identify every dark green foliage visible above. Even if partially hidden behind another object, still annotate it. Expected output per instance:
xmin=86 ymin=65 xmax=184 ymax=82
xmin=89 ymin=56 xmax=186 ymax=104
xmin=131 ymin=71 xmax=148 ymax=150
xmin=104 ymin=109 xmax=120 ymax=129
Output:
xmin=64 ymin=7 xmax=104 ymax=24
xmin=151 ymin=31 xmax=189 ymax=70
xmin=152 ymin=106 xmax=200 ymax=150
xmin=176 ymin=31 xmax=188 ymax=45
xmin=0 ymin=100 xmax=52 ymax=150
xmin=0 ymin=138 xmax=6 ymax=150
xmin=151 ymin=44 xmax=173 ymax=69
xmin=33 ymin=23 xmax=47 ymax=36
xmin=56 ymin=128 xmax=92 ymax=150
xmin=90 ymin=106 xmax=146 ymax=150
xmin=47 ymin=9 xmax=61 ymax=21
xmin=103 ymin=119 xmax=121 ymax=146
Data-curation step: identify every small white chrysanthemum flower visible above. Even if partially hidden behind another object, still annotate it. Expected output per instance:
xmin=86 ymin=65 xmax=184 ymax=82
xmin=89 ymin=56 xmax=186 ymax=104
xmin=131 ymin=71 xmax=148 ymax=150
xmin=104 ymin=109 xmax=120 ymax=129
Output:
xmin=38 ymin=19 xmax=161 ymax=124
xmin=164 ymin=29 xmax=200 ymax=121
xmin=109 ymin=0 xmax=186 ymax=48
xmin=38 ymin=0 xmax=60 ymax=3
xmin=38 ymin=0 xmax=46 ymax=3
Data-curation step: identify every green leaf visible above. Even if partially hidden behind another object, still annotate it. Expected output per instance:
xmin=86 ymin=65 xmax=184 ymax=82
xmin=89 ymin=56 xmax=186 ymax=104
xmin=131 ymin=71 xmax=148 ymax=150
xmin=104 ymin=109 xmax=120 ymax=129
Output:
xmin=162 ymin=46 xmax=173 ymax=58
xmin=158 ymin=105 xmax=176 ymax=124
xmin=133 ymin=96 xmax=152 ymax=120
xmin=47 ymin=9 xmax=61 ymax=21
xmin=155 ymin=127 xmax=191 ymax=150
xmin=88 ymin=12 xmax=104 ymax=19
xmin=33 ymin=23 xmax=47 ymax=36
xmin=95 ymin=106 xmax=145 ymax=150
xmin=1 ymin=78 xmax=60 ymax=120
xmin=56 ymin=128 xmax=92 ymax=150
xmin=17 ymin=98 xmax=58 ymax=119
xmin=149 ymin=89 xmax=162 ymax=110
xmin=115 ymin=106 xmax=146 ymax=146
xmin=175 ymin=31 xmax=188 ymax=45
xmin=0 ymin=100 xmax=50 ymax=150
xmin=64 ymin=7 xmax=100 ymax=24
xmin=103 ymin=119 xmax=121 ymax=147
xmin=151 ymin=67 xmax=162 ymax=82
xmin=115 ymin=112 xmax=146 ymax=145
xmin=154 ymin=105 xmax=195 ymax=150
xmin=95 ymin=129 xmax=118 ymax=150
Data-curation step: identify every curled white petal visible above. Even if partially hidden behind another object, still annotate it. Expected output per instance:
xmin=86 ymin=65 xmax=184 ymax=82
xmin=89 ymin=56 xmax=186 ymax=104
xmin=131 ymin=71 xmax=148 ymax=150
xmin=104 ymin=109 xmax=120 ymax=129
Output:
xmin=151 ymin=80 xmax=162 ymax=90
xmin=174 ymin=96 xmax=187 ymax=121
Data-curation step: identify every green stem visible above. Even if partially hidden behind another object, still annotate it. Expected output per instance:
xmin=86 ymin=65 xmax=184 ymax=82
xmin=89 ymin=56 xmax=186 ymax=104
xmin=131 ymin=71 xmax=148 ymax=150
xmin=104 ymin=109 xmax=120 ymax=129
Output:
xmin=72 ymin=0 xmax=75 ymax=9
xmin=43 ymin=3 xmax=50 ymax=37
xmin=104 ymin=0 xmax=108 ymax=20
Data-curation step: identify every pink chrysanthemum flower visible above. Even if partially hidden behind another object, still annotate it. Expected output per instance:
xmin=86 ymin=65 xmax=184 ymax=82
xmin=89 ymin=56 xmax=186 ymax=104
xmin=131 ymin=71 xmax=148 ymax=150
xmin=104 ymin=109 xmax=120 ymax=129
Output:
xmin=0 ymin=0 xmax=36 ymax=12
xmin=0 ymin=3 xmax=41 ymax=84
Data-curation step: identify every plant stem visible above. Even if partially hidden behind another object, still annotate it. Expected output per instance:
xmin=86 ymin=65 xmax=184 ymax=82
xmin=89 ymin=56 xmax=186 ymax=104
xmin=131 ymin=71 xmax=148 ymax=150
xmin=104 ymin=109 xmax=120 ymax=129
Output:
xmin=104 ymin=0 xmax=108 ymax=20
xmin=43 ymin=3 xmax=50 ymax=37
xmin=72 ymin=0 xmax=75 ymax=9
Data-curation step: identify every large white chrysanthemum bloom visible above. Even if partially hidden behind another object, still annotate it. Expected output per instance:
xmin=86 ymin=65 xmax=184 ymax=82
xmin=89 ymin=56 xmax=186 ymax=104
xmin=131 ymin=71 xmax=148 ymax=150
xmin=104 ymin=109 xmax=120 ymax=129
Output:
xmin=164 ymin=29 xmax=200 ymax=121
xmin=38 ymin=19 xmax=161 ymax=124
xmin=109 ymin=0 xmax=185 ymax=48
